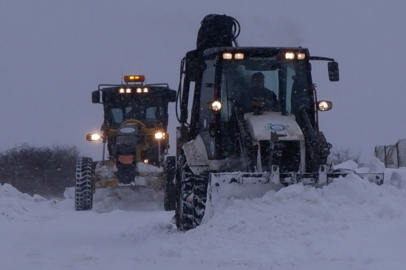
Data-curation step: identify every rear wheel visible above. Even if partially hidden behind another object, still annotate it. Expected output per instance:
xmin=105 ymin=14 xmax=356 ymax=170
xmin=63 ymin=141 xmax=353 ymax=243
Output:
xmin=164 ymin=156 xmax=176 ymax=211
xmin=175 ymin=156 xmax=208 ymax=231
xmin=75 ymin=157 xmax=94 ymax=211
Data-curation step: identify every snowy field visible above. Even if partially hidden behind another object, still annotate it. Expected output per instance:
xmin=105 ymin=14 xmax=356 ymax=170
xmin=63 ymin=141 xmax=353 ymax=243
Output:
xmin=1 ymin=160 xmax=406 ymax=270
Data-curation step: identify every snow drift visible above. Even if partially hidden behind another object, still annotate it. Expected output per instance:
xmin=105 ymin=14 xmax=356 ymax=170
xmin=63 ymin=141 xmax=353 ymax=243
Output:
xmin=1 ymin=162 xmax=406 ymax=269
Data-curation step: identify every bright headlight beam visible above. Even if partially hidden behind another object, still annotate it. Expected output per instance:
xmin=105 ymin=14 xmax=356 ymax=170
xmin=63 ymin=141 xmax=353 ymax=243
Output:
xmin=318 ymin=100 xmax=333 ymax=111
xmin=211 ymin=101 xmax=222 ymax=111
xmin=155 ymin=132 xmax=164 ymax=139
xmin=86 ymin=133 xmax=102 ymax=142
xmin=91 ymin=134 xmax=101 ymax=141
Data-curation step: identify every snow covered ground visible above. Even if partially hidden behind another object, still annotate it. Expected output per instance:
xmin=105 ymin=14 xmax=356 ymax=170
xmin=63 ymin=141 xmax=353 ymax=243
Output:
xmin=1 ymin=159 xmax=406 ymax=269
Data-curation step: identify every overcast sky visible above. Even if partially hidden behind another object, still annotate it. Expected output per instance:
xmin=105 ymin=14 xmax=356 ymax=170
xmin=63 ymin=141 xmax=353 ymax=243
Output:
xmin=1 ymin=0 xmax=405 ymax=162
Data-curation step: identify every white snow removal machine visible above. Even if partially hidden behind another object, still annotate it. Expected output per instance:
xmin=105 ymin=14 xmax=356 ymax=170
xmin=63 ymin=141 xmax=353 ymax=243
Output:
xmin=75 ymin=75 xmax=177 ymax=211
xmin=173 ymin=14 xmax=383 ymax=230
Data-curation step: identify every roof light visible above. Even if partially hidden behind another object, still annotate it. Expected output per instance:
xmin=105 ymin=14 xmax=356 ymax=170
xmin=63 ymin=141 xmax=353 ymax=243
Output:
xmin=143 ymin=87 xmax=149 ymax=93
xmin=285 ymin=52 xmax=295 ymax=60
xmin=136 ymin=87 xmax=142 ymax=93
xmin=234 ymin=53 xmax=244 ymax=60
xmin=297 ymin=53 xmax=306 ymax=60
xmin=119 ymin=88 xmax=125 ymax=93
xmin=124 ymin=75 xmax=145 ymax=83
xmin=223 ymin=52 xmax=233 ymax=60
xmin=125 ymin=88 xmax=132 ymax=93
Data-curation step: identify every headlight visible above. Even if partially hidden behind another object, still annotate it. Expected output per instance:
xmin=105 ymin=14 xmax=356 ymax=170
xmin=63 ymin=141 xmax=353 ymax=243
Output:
xmin=317 ymin=100 xmax=333 ymax=111
xmin=155 ymin=132 xmax=165 ymax=139
xmin=86 ymin=133 xmax=102 ymax=142
xmin=211 ymin=101 xmax=222 ymax=111
xmin=207 ymin=100 xmax=222 ymax=111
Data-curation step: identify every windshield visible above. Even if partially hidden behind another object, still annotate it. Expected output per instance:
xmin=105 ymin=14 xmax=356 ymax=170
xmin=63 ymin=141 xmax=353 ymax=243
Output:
xmin=219 ymin=57 xmax=312 ymax=119
xmin=104 ymin=95 xmax=169 ymax=129
xmin=109 ymin=104 xmax=167 ymax=129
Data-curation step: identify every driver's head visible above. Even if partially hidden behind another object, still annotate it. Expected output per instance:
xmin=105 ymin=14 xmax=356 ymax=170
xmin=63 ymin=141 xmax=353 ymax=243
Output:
xmin=252 ymin=72 xmax=265 ymax=88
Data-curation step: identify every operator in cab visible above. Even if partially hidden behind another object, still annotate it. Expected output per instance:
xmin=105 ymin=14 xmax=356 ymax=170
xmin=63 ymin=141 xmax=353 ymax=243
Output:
xmin=238 ymin=72 xmax=279 ymax=112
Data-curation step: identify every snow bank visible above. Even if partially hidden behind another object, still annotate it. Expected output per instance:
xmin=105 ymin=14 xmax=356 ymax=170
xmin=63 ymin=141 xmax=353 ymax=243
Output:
xmin=180 ymin=174 xmax=406 ymax=269
xmin=0 ymin=184 xmax=53 ymax=221
xmin=1 ymin=169 xmax=406 ymax=269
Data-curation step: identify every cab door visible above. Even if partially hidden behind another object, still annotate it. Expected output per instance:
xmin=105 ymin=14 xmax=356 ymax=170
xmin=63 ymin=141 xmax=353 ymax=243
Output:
xmin=198 ymin=59 xmax=217 ymax=159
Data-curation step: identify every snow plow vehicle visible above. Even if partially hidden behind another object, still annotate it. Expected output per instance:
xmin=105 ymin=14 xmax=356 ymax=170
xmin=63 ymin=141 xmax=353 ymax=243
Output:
xmin=75 ymin=75 xmax=177 ymax=211
xmin=173 ymin=14 xmax=383 ymax=230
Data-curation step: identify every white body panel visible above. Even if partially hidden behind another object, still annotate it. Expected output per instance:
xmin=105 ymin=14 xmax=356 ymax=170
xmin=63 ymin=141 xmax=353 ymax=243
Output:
xmin=244 ymin=111 xmax=304 ymax=141
xmin=244 ymin=111 xmax=306 ymax=172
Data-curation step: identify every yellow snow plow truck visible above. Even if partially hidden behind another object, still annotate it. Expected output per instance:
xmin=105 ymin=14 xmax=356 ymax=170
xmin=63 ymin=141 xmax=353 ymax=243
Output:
xmin=173 ymin=14 xmax=384 ymax=230
xmin=75 ymin=75 xmax=177 ymax=211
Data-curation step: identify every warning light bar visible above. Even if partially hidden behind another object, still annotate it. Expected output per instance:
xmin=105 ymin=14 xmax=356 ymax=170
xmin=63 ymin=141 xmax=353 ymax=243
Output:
xmin=124 ymin=75 xmax=145 ymax=83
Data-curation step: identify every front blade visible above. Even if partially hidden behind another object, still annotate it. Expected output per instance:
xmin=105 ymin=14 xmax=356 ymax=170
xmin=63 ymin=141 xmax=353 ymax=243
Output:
xmin=203 ymin=172 xmax=284 ymax=223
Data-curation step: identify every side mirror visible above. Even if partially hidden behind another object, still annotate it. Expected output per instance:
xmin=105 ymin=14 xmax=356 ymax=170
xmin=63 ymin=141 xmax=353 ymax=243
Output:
xmin=92 ymin=90 xmax=101 ymax=104
xmin=328 ymin=62 xmax=339 ymax=82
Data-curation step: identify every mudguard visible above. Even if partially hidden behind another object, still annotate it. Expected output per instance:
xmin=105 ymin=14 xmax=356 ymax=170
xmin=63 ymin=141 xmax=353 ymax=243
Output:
xmin=182 ymin=135 xmax=210 ymax=174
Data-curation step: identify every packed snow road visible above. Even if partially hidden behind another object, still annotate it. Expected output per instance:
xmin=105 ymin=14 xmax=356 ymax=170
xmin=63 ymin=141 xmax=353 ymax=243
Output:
xmin=1 ymin=165 xmax=406 ymax=269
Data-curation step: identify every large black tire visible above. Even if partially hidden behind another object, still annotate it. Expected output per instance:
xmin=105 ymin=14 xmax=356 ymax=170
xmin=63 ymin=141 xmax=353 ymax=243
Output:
xmin=164 ymin=156 xmax=176 ymax=211
xmin=75 ymin=157 xmax=94 ymax=211
xmin=175 ymin=156 xmax=208 ymax=231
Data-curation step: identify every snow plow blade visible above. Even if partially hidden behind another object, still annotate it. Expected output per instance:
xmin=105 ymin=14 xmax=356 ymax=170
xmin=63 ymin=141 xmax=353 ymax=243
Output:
xmin=204 ymin=172 xmax=284 ymax=221
xmin=208 ymin=172 xmax=282 ymax=199
xmin=94 ymin=161 xmax=165 ymax=189
xmin=328 ymin=169 xmax=384 ymax=186
xmin=204 ymin=169 xmax=384 ymax=220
